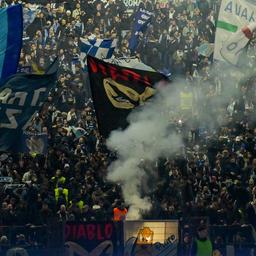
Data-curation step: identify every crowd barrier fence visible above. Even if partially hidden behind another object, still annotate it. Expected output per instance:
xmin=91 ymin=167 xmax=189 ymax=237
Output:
xmin=0 ymin=219 xmax=254 ymax=256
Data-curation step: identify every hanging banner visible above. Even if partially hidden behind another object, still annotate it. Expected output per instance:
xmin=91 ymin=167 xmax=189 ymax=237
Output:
xmin=122 ymin=0 xmax=141 ymax=9
xmin=0 ymin=67 xmax=57 ymax=152
xmin=124 ymin=221 xmax=179 ymax=256
xmin=128 ymin=8 xmax=153 ymax=52
xmin=65 ymin=222 xmax=123 ymax=256
xmin=214 ymin=0 xmax=256 ymax=62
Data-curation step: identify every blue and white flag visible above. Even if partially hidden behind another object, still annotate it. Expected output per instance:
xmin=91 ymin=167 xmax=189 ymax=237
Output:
xmin=0 ymin=4 xmax=23 ymax=82
xmin=71 ymin=126 xmax=87 ymax=138
xmin=0 ymin=70 xmax=57 ymax=152
xmin=80 ymin=37 xmax=117 ymax=71
xmin=23 ymin=6 xmax=39 ymax=30
xmin=128 ymin=8 xmax=153 ymax=52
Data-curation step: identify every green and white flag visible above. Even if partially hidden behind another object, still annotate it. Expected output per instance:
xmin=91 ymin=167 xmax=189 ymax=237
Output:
xmin=220 ymin=22 xmax=256 ymax=64
xmin=214 ymin=0 xmax=256 ymax=62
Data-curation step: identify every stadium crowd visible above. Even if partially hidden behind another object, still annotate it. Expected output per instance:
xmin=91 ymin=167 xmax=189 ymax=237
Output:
xmin=0 ymin=0 xmax=256 ymax=251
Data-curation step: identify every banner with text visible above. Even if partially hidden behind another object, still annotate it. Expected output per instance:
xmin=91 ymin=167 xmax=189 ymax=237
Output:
xmin=129 ymin=8 xmax=153 ymax=52
xmin=65 ymin=222 xmax=123 ymax=256
xmin=214 ymin=0 xmax=256 ymax=62
xmin=0 ymin=71 xmax=57 ymax=152
xmin=122 ymin=0 xmax=141 ymax=9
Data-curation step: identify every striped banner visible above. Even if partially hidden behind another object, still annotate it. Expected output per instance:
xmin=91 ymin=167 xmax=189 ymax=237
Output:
xmin=0 ymin=4 xmax=23 ymax=82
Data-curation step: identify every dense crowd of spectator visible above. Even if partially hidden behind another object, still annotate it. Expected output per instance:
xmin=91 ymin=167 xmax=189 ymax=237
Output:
xmin=0 ymin=0 xmax=256 ymax=251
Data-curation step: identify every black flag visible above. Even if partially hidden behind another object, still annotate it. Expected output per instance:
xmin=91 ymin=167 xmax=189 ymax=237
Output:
xmin=87 ymin=55 xmax=167 ymax=138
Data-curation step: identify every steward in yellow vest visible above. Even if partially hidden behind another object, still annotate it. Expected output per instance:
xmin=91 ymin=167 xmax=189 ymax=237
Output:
xmin=190 ymin=224 xmax=213 ymax=256
xmin=180 ymin=90 xmax=193 ymax=111
xmin=54 ymin=187 xmax=69 ymax=207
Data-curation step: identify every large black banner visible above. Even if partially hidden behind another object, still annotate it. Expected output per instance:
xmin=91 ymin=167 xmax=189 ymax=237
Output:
xmin=65 ymin=222 xmax=123 ymax=256
xmin=87 ymin=55 xmax=167 ymax=138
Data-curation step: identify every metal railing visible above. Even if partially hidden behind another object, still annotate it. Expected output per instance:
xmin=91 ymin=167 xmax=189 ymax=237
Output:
xmin=0 ymin=221 xmax=254 ymax=256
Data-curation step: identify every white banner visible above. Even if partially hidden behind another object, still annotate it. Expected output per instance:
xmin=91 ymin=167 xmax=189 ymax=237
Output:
xmin=214 ymin=0 xmax=256 ymax=61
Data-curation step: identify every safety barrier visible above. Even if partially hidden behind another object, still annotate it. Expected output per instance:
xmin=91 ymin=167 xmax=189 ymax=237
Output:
xmin=179 ymin=217 xmax=256 ymax=256
xmin=0 ymin=220 xmax=255 ymax=256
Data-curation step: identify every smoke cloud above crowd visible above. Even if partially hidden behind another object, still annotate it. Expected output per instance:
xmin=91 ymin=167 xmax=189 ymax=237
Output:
xmin=106 ymin=83 xmax=183 ymax=219
xmin=106 ymin=59 xmax=255 ymax=219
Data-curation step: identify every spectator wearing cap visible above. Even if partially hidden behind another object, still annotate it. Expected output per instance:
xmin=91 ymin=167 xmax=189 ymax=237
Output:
xmin=190 ymin=224 xmax=213 ymax=256
xmin=63 ymin=163 xmax=72 ymax=179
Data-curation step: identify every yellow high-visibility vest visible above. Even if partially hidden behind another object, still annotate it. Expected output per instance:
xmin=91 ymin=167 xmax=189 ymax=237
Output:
xmin=51 ymin=176 xmax=66 ymax=188
xmin=180 ymin=91 xmax=193 ymax=110
xmin=54 ymin=188 xmax=69 ymax=205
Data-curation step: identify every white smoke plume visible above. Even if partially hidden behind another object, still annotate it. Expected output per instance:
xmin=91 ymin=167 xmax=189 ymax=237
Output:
xmin=106 ymin=53 xmax=256 ymax=220
xmin=106 ymin=85 xmax=183 ymax=220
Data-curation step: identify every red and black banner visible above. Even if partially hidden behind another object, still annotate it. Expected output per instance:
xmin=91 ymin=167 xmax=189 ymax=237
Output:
xmin=65 ymin=221 xmax=123 ymax=256
xmin=87 ymin=55 xmax=167 ymax=138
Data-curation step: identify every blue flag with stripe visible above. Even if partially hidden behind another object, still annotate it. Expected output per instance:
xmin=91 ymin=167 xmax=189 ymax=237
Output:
xmin=129 ymin=8 xmax=153 ymax=53
xmin=0 ymin=4 xmax=23 ymax=82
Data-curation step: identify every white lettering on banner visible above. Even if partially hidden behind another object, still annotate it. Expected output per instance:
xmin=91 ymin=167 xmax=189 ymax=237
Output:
xmin=0 ymin=88 xmax=12 ymax=104
xmin=224 ymin=1 xmax=256 ymax=22
xmin=138 ymin=20 xmax=145 ymax=24
xmin=0 ymin=87 xmax=47 ymax=107
xmin=0 ymin=108 xmax=22 ymax=129
xmin=141 ymin=14 xmax=149 ymax=19
xmin=31 ymin=87 xmax=47 ymax=106
xmin=123 ymin=0 xmax=140 ymax=7
xmin=7 ymin=92 xmax=28 ymax=106
xmin=22 ymin=112 xmax=36 ymax=131
xmin=0 ymin=87 xmax=48 ymax=129
xmin=139 ymin=8 xmax=153 ymax=16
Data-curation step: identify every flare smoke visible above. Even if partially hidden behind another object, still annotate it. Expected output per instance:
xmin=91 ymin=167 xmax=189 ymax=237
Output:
xmin=106 ymin=59 xmax=256 ymax=220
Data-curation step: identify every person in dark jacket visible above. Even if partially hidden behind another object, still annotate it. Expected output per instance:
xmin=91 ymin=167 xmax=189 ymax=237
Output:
xmin=246 ymin=199 xmax=256 ymax=229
